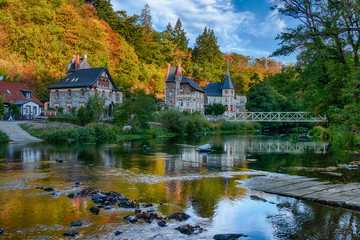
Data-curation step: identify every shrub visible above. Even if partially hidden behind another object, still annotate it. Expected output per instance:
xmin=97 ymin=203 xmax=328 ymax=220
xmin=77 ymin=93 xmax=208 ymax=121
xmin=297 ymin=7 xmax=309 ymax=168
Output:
xmin=159 ymin=109 xmax=186 ymax=134
xmin=205 ymin=103 xmax=226 ymax=116
xmin=0 ymin=130 xmax=9 ymax=143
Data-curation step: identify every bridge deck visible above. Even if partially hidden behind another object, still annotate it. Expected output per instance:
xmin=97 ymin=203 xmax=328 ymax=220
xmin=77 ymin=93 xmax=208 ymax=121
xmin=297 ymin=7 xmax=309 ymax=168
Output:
xmin=206 ymin=112 xmax=326 ymax=123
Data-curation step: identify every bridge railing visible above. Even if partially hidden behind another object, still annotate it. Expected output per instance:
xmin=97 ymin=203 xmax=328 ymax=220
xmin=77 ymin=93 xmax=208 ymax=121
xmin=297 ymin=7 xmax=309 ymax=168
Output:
xmin=206 ymin=112 xmax=326 ymax=123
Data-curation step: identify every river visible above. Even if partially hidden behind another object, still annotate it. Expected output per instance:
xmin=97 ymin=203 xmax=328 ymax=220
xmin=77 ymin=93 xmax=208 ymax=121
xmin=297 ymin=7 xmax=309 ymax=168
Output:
xmin=0 ymin=134 xmax=359 ymax=239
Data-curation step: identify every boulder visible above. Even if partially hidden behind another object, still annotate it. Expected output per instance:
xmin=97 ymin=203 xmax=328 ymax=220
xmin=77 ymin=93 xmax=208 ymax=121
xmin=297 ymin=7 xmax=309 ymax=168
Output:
xmin=167 ymin=212 xmax=190 ymax=221
xmin=0 ymin=229 xmax=3 ymax=235
xmin=124 ymin=215 xmax=138 ymax=223
xmin=213 ymin=234 xmax=248 ymax=240
xmin=119 ymin=200 xmax=139 ymax=209
xmin=70 ymin=221 xmax=84 ymax=227
xmin=79 ymin=187 xmax=97 ymax=197
xmin=115 ymin=231 xmax=123 ymax=236
xmin=175 ymin=224 xmax=203 ymax=235
xmin=136 ymin=212 xmax=160 ymax=223
xmin=75 ymin=182 xmax=81 ymax=187
xmin=157 ymin=220 xmax=167 ymax=227
xmin=197 ymin=144 xmax=212 ymax=152
xmin=67 ymin=193 xmax=76 ymax=199
xmin=89 ymin=206 xmax=100 ymax=215
xmin=63 ymin=231 xmax=78 ymax=237
xmin=56 ymin=158 xmax=64 ymax=163
xmin=250 ymin=195 xmax=267 ymax=202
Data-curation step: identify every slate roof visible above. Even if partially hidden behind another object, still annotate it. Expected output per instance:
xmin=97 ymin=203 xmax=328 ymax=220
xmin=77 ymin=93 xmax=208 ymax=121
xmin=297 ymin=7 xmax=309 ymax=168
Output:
xmin=66 ymin=54 xmax=91 ymax=74
xmin=165 ymin=66 xmax=180 ymax=82
xmin=181 ymin=77 xmax=205 ymax=93
xmin=0 ymin=81 xmax=42 ymax=106
xmin=204 ymin=82 xmax=222 ymax=96
xmin=47 ymin=67 xmax=120 ymax=90
xmin=222 ymin=70 xmax=235 ymax=89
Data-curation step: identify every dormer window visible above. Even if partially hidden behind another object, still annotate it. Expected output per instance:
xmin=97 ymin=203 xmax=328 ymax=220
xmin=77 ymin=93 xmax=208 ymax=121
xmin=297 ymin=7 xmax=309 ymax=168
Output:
xmin=20 ymin=90 xmax=32 ymax=99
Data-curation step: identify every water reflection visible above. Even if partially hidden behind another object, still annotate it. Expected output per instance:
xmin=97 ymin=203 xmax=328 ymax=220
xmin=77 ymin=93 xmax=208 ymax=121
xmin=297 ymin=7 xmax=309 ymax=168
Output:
xmin=0 ymin=135 xmax=359 ymax=239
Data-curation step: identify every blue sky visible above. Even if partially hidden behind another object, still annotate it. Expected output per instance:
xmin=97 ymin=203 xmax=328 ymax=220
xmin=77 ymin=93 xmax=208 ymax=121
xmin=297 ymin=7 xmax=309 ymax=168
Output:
xmin=112 ymin=0 xmax=298 ymax=64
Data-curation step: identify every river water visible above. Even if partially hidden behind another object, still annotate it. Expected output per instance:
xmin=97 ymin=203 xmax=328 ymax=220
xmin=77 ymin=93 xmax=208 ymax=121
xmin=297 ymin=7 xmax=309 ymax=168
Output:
xmin=0 ymin=134 xmax=360 ymax=239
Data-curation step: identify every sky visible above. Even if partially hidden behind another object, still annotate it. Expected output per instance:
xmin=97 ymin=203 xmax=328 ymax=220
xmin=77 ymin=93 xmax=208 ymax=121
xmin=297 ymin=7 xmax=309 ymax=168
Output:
xmin=111 ymin=0 xmax=298 ymax=64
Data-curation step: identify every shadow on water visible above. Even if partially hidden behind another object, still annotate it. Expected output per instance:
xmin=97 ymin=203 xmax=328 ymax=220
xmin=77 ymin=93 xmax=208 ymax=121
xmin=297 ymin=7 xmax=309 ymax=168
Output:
xmin=0 ymin=135 xmax=359 ymax=239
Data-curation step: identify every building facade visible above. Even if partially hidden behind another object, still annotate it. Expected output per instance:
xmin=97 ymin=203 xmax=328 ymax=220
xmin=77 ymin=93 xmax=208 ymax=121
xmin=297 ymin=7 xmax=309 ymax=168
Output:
xmin=165 ymin=63 xmax=205 ymax=114
xmin=204 ymin=70 xmax=247 ymax=114
xmin=0 ymin=81 xmax=42 ymax=118
xmin=47 ymin=54 xmax=123 ymax=114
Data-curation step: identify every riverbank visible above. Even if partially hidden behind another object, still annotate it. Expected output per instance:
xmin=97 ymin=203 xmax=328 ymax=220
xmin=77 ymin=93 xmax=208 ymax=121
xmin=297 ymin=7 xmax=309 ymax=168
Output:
xmin=20 ymin=121 xmax=259 ymax=143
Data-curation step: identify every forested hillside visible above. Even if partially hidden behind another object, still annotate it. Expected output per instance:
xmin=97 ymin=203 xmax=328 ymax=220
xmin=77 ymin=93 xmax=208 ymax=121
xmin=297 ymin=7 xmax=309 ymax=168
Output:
xmin=0 ymin=0 xmax=282 ymax=102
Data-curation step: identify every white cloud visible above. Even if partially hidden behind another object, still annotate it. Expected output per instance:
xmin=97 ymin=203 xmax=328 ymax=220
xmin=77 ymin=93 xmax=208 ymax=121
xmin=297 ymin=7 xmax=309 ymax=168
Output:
xmin=111 ymin=0 xmax=288 ymax=59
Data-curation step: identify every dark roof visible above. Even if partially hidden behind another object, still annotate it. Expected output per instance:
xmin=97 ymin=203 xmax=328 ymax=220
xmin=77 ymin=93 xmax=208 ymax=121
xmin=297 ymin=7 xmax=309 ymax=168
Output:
xmin=204 ymin=82 xmax=222 ymax=96
xmin=222 ymin=70 xmax=235 ymax=89
xmin=181 ymin=77 xmax=205 ymax=93
xmin=165 ymin=66 xmax=179 ymax=82
xmin=0 ymin=81 xmax=43 ymax=106
xmin=47 ymin=67 xmax=120 ymax=90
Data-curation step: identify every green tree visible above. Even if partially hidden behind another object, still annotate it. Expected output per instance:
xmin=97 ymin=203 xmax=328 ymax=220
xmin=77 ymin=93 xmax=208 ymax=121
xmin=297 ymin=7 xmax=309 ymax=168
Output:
xmin=140 ymin=3 xmax=153 ymax=47
xmin=9 ymin=105 xmax=20 ymax=115
xmin=173 ymin=18 xmax=188 ymax=53
xmin=0 ymin=96 xmax=5 ymax=117
xmin=113 ymin=90 xmax=157 ymax=131
xmin=77 ymin=94 xmax=105 ymax=125
xmin=205 ymin=103 xmax=226 ymax=116
xmin=192 ymin=27 xmax=224 ymax=82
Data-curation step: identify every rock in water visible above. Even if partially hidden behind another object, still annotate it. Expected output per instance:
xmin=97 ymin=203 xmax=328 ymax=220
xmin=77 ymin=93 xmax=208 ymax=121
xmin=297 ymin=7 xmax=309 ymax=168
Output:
xmin=250 ymin=195 xmax=267 ymax=202
xmin=213 ymin=234 xmax=248 ymax=240
xmin=157 ymin=220 xmax=167 ymax=227
xmin=63 ymin=231 xmax=78 ymax=237
xmin=89 ymin=206 xmax=100 ymax=215
xmin=56 ymin=158 xmax=63 ymax=163
xmin=124 ymin=215 xmax=138 ymax=223
xmin=115 ymin=231 xmax=123 ymax=236
xmin=197 ymin=144 xmax=212 ymax=152
xmin=175 ymin=224 xmax=203 ymax=235
xmin=70 ymin=221 xmax=84 ymax=227
xmin=0 ymin=229 xmax=3 ymax=235
xmin=167 ymin=212 xmax=190 ymax=221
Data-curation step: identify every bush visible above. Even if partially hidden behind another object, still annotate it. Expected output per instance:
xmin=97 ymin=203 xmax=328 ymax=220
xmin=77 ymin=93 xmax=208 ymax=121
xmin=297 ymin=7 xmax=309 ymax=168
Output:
xmin=159 ymin=109 xmax=186 ymax=134
xmin=205 ymin=103 xmax=226 ymax=116
xmin=146 ymin=127 xmax=166 ymax=138
xmin=0 ymin=130 xmax=9 ymax=143
xmin=48 ymin=114 xmax=79 ymax=125
xmin=308 ymin=126 xmax=331 ymax=141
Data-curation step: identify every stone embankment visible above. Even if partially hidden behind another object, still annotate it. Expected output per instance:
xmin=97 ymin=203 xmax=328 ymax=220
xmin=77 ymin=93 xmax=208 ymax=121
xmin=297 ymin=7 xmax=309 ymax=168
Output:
xmin=0 ymin=121 xmax=42 ymax=142
xmin=239 ymin=174 xmax=360 ymax=210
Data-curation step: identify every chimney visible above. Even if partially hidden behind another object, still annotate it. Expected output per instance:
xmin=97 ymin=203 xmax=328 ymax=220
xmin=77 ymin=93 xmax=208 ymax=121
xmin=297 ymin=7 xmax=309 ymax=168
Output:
xmin=75 ymin=54 xmax=80 ymax=70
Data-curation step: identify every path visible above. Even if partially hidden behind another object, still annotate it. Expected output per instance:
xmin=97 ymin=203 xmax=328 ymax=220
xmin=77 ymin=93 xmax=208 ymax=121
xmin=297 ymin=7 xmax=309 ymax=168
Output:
xmin=238 ymin=174 xmax=360 ymax=210
xmin=0 ymin=121 xmax=42 ymax=142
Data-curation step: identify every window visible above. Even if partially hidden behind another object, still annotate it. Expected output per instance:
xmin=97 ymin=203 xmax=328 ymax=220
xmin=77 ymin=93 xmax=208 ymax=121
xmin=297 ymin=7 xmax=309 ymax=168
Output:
xmin=55 ymin=90 xmax=59 ymax=98
xmin=68 ymin=89 xmax=72 ymax=98
xmin=169 ymin=90 xmax=173 ymax=97
xmin=33 ymin=106 xmax=37 ymax=115
xmin=225 ymin=90 xmax=228 ymax=94
xmin=26 ymin=92 xmax=31 ymax=99
xmin=185 ymin=101 xmax=190 ymax=107
xmin=109 ymin=92 xmax=111 ymax=99
xmin=169 ymin=101 xmax=173 ymax=107
xmin=102 ymin=91 xmax=105 ymax=98
xmin=81 ymin=89 xmax=85 ymax=98
xmin=116 ymin=93 xmax=120 ymax=102
xmin=6 ymin=89 xmax=10 ymax=94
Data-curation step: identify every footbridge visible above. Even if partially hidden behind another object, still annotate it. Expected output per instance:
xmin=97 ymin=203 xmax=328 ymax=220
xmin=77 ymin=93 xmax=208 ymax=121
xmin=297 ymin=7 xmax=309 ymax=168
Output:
xmin=206 ymin=112 xmax=326 ymax=123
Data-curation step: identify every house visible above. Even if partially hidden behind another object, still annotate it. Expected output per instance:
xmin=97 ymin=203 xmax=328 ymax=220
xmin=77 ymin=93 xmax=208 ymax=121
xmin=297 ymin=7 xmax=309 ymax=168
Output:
xmin=47 ymin=54 xmax=123 ymax=114
xmin=165 ymin=63 xmax=205 ymax=114
xmin=0 ymin=81 xmax=43 ymax=118
xmin=204 ymin=70 xmax=247 ymax=114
